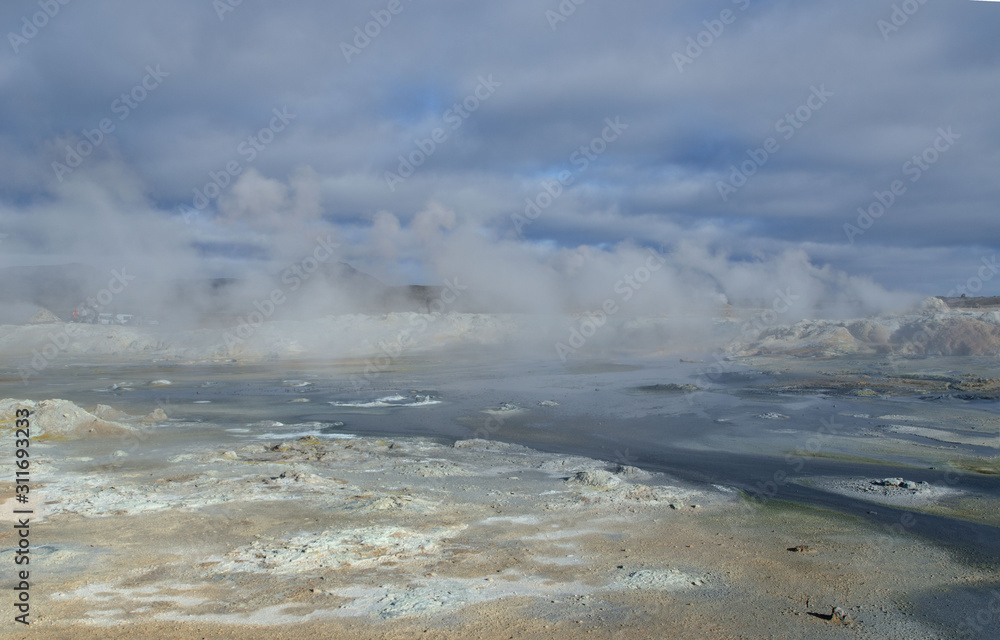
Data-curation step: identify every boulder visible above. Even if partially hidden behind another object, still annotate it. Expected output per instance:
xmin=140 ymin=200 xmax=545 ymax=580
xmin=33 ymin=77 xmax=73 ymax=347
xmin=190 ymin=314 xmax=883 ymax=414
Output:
xmin=1 ymin=398 xmax=137 ymax=438
xmin=569 ymin=469 xmax=622 ymax=489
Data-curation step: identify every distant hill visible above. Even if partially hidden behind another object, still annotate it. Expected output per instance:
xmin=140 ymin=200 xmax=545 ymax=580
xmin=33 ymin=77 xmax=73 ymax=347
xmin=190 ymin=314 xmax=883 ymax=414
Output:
xmin=0 ymin=262 xmax=465 ymax=324
xmin=938 ymin=296 xmax=1000 ymax=310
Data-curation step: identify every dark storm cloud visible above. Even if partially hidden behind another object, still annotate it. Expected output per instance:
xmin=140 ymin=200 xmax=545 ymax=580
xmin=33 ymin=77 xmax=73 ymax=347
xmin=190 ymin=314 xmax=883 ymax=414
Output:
xmin=0 ymin=0 xmax=998 ymax=295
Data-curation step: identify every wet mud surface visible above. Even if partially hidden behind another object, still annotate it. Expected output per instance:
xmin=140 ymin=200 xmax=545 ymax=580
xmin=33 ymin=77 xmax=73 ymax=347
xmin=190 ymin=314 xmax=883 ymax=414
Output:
xmin=1 ymin=348 xmax=998 ymax=638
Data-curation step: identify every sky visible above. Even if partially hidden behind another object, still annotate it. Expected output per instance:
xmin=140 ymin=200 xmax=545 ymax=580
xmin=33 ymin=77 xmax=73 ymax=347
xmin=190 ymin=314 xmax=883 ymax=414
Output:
xmin=0 ymin=0 xmax=998 ymax=310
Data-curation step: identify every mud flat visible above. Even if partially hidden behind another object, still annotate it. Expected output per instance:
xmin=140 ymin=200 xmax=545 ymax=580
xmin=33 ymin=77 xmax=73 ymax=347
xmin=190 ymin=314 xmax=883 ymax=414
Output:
xmin=2 ymin=400 xmax=999 ymax=639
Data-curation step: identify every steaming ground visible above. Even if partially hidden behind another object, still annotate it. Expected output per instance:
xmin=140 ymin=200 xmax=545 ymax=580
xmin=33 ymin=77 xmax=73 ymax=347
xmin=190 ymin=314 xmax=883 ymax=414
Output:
xmin=7 ymin=297 xmax=1000 ymax=369
xmin=3 ymin=311 xmax=738 ymax=372
xmin=730 ymin=307 xmax=1000 ymax=358
xmin=1 ymin=301 xmax=998 ymax=639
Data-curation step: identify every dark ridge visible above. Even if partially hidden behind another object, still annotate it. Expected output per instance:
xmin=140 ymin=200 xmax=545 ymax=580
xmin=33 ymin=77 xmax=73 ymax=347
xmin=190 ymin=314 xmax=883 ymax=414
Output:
xmin=938 ymin=296 xmax=1000 ymax=309
xmin=0 ymin=263 xmax=476 ymax=323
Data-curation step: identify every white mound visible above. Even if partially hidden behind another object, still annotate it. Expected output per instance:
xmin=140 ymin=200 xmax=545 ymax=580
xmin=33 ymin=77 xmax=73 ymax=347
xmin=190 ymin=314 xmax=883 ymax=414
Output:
xmin=731 ymin=310 xmax=1000 ymax=357
xmin=27 ymin=307 xmax=62 ymax=324
xmin=0 ymin=398 xmax=165 ymax=438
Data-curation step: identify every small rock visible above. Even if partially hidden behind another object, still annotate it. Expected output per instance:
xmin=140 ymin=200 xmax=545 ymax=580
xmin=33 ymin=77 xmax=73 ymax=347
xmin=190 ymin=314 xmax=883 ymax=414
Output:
xmin=143 ymin=408 xmax=168 ymax=422
xmin=237 ymin=444 xmax=268 ymax=455
xmin=92 ymin=404 xmax=130 ymax=421
xmin=878 ymin=477 xmax=904 ymax=487
xmin=569 ymin=470 xmax=622 ymax=490
xmin=787 ymin=545 xmax=817 ymax=554
xmin=830 ymin=606 xmax=850 ymax=623
xmin=614 ymin=464 xmax=644 ymax=479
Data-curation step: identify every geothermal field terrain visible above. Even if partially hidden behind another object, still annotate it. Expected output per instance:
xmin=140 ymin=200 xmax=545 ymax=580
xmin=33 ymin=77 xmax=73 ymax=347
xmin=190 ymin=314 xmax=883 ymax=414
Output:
xmin=2 ymin=299 xmax=998 ymax=639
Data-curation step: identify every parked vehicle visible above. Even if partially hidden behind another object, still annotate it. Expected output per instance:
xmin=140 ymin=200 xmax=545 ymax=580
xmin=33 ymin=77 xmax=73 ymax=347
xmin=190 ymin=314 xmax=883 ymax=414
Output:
xmin=71 ymin=307 xmax=152 ymax=325
xmin=71 ymin=307 xmax=97 ymax=323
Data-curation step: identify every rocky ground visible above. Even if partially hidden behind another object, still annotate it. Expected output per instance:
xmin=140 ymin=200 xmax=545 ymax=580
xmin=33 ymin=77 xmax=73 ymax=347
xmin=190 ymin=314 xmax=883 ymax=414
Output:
xmin=2 ymin=399 xmax=998 ymax=639
xmin=730 ymin=301 xmax=1000 ymax=358
xmin=737 ymin=368 xmax=1000 ymax=401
